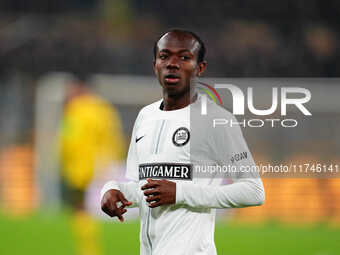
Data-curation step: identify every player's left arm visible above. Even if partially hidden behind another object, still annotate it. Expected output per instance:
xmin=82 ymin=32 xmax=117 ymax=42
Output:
xmin=141 ymin=166 xmax=264 ymax=209
xmin=175 ymin=166 xmax=265 ymax=209
xmin=175 ymin=115 xmax=265 ymax=209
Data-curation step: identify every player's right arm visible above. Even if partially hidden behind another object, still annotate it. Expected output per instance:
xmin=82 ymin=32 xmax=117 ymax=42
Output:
xmin=100 ymin=181 xmax=138 ymax=222
xmin=100 ymin=111 xmax=142 ymax=220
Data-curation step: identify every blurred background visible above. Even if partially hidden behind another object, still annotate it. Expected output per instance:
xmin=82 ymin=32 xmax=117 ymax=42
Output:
xmin=0 ymin=1 xmax=340 ymax=255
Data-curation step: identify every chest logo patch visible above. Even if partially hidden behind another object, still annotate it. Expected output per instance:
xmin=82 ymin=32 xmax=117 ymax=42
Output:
xmin=172 ymin=127 xmax=190 ymax=147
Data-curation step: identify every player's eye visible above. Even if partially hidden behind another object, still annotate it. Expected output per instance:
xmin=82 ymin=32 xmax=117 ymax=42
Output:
xmin=159 ymin=54 xmax=168 ymax=60
xmin=180 ymin=56 xmax=190 ymax=61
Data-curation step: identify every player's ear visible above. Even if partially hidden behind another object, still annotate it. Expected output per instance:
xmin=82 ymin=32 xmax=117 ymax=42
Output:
xmin=197 ymin=61 xmax=207 ymax=77
xmin=152 ymin=60 xmax=157 ymax=74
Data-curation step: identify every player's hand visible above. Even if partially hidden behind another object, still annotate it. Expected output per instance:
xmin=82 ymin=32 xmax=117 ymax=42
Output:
xmin=101 ymin=189 xmax=132 ymax=222
xmin=141 ymin=178 xmax=176 ymax=208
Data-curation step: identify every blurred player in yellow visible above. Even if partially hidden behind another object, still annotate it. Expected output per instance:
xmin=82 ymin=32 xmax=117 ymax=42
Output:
xmin=59 ymin=74 xmax=125 ymax=255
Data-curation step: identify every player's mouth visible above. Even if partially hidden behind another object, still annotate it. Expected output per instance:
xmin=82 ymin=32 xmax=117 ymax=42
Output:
xmin=164 ymin=74 xmax=180 ymax=84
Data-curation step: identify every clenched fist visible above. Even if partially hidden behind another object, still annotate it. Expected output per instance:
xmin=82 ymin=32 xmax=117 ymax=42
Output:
xmin=141 ymin=178 xmax=176 ymax=208
xmin=101 ymin=189 xmax=132 ymax=222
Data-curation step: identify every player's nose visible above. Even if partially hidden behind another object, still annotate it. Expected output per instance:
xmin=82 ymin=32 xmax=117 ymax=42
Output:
xmin=166 ymin=56 xmax=180 ymax=69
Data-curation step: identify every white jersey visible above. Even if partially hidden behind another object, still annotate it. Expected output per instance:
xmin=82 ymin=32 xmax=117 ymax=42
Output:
xmin=101 ymin=94 xmax=265 ymax=255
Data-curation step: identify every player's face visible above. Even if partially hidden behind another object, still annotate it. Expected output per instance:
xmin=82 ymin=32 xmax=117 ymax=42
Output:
xmin=153 ymin=32 xmax=206 ymax=97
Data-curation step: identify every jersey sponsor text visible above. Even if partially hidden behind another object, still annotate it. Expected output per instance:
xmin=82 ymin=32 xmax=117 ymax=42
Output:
xmin=139 ymin=163 xmax=192 ymax=180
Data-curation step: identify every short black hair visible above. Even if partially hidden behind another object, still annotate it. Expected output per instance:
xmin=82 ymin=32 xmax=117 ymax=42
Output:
xmin=153 ymin=29 xmax=206 ymax=63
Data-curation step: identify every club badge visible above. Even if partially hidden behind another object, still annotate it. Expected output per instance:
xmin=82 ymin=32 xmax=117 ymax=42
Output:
xmin=172 ymin=127 xmax=190 ymax=147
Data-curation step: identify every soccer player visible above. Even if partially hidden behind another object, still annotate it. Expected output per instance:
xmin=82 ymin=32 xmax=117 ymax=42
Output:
xmin=100 ymin=29 xmax=265 ymax=255
xmin=59 ymin=75 xmax=125 ymax=255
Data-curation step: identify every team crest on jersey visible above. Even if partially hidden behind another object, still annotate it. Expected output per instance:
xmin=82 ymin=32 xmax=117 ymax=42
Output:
xmin=172 ymin=127 xmax=190 ymax=147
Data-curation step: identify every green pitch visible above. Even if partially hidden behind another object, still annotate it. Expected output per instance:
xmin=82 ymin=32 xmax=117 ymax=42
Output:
xmin=0 ymin=212 xmax=339 ymax=255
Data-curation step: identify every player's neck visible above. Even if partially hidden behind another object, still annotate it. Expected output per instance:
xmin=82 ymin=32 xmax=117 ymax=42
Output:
xmin=162 ymin=92 xmax=197 ymax=111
